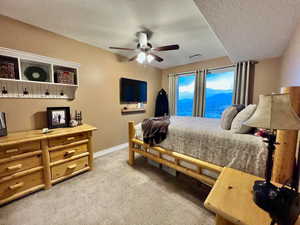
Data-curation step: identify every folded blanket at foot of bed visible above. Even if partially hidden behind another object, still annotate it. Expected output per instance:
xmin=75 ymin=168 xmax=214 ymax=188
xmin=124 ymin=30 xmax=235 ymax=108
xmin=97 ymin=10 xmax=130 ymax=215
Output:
xmin=142 ymin=116 xmax=170 ymax=146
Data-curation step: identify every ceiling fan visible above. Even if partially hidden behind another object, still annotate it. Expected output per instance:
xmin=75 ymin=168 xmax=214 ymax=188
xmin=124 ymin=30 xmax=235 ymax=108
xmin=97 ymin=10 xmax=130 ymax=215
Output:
xmin=109 ymin=32 xmax=179 ymax=64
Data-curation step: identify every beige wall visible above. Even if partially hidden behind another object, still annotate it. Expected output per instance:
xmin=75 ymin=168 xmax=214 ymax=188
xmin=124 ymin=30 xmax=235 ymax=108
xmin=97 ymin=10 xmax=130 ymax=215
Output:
xmin=280 ymin=22 xmax=300 ymax=87
xmin=0 ymin=15 xmax=162 ymax=151
xmin=253 ymin=57 xmax=281 ymax=103
xmin=161 ymin=56 xmax=281 ymax=104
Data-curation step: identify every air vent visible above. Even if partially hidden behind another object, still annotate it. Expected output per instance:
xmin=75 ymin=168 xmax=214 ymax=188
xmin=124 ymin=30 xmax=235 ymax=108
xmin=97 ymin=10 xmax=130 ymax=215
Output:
xmin=189 ymin=54 xmax=202 ymax=59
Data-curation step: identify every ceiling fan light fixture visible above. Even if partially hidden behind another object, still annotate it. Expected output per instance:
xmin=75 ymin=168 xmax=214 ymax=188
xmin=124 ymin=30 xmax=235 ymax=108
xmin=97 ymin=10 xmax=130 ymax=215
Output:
xmin=136 ymin=52 xmax=146 ymax=64
xmin=147 ymin=54 xmax=154 ymax=63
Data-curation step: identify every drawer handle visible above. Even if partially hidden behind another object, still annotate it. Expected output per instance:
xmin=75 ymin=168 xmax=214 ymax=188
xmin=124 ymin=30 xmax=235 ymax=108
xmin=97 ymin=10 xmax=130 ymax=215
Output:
xmin=67 ymin=164 xmax=77 ymax=170
xmin=7 ymin=164 xmax=23 ymax=171
xmin=8 ymin=182 xmax=24 ymax=190
xmin=67 ymin=137 xmax=76 ymax=141
xmin=64 ymin=150 xmax=76 ymax=157
xmin=5 ymin=148 xmax=19 ymax=154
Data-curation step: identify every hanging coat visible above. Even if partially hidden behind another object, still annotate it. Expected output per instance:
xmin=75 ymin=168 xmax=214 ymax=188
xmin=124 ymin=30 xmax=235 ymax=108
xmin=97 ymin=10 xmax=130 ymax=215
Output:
xmin=155 ymin=89 xmax=169 ymax=117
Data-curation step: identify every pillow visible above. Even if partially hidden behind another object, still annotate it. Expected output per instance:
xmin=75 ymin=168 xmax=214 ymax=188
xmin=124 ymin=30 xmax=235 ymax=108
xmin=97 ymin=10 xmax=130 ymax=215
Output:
xmin=220 ymin=105 xmax=245 ymax=130
xmin=220 ymin=106 xmax=239 ymax=130
xmin=231 ymin=104 xmax=257 ymax=134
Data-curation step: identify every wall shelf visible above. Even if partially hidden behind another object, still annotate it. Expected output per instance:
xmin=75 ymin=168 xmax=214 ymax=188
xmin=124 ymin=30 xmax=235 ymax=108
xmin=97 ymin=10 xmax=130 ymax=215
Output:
xmin=121 ymin=108 xmax=146 ymax=114
xmin=0 ymin=47 xmax=80 ymax=99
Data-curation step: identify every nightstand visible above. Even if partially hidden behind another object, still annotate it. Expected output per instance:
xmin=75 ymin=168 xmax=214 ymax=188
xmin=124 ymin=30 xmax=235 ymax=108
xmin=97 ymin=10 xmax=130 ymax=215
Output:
xmin=204 ymin=167 xmax=300 ymax=225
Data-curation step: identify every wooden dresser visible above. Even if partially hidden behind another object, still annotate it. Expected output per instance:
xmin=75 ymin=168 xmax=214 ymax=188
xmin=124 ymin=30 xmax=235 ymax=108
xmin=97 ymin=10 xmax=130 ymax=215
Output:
xmin=0 ymin=124 xmax=96 ymax=205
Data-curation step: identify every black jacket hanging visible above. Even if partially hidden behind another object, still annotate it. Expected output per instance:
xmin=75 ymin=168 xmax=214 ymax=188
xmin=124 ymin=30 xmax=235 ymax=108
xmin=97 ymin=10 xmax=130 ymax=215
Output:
xmin=155 ymin=89 xmax=169 ymax=117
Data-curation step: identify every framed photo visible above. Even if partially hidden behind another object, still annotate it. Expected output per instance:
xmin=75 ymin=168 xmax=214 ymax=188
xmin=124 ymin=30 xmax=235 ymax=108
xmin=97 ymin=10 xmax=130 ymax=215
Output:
xmin=54 ymin=66 xmax=77 ymax=85
xmin=47 ymin=107 xmax=70 ymax=129
xmin=55 ymin=70 xmax=75 ymax=84
xmin=0 ymin=55 xmax=19 ymax=80
xmin=0 ymin=112 xmax=7 ymax=137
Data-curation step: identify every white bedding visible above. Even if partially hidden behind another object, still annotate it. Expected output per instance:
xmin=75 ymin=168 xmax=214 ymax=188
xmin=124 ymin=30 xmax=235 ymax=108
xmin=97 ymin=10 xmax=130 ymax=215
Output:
xmin=135 ymin=116 xmax=267 ymax=177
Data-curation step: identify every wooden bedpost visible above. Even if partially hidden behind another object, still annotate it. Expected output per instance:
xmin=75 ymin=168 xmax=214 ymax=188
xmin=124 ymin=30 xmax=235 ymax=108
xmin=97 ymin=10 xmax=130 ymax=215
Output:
xmin=128 ymin=121 xmax=135 ymax=166
xmin=273 ymin=86 xmax=300 ymax=184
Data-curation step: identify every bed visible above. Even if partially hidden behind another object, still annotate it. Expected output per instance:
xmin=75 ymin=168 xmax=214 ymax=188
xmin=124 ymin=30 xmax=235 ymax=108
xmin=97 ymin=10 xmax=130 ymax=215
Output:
xmin=128 ymin=116 xmax=268 ymax=186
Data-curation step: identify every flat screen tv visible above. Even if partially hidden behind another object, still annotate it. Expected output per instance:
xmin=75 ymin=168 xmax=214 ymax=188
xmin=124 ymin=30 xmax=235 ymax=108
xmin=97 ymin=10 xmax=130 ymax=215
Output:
xmin=120 ymin=78 xmax=147 ymax=103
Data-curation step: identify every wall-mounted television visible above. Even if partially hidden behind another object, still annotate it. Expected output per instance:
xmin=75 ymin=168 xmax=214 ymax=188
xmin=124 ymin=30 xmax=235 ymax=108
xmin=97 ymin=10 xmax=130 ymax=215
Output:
xmin=120 ymin=78 xmax=147 ymax=103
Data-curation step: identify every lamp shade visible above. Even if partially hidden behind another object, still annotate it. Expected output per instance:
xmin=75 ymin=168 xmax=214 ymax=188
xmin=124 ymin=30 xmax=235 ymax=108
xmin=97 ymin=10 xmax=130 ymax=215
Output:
xmin=244 ymin=94 xmax=300 ymax=130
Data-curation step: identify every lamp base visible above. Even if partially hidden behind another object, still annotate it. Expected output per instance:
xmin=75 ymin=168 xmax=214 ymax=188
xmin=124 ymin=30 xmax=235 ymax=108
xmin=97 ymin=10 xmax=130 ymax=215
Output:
xmin=253 ymin=180 xmax=300 ymax=225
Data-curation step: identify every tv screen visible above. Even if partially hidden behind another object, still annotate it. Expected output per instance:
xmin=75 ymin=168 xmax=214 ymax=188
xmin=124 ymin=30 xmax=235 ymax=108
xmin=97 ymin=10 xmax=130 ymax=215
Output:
xmin=120 ymin=78 xmax=147 ymax=103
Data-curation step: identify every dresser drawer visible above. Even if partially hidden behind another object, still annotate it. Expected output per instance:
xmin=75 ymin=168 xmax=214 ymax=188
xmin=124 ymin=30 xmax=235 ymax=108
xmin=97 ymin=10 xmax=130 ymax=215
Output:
xmin=51 ymin=156 xmax=89 ymax=180
xmin=0 ymin=154 xmax=42 ymax=178
xmin=0 ymin=170 xmax=44 ymax=201
xmin=48 ymin=133 xmax=88 ymax=147
xmin=50 ymin=144 xmax=88 ymax=162
xmin=0 ymin=141 xmax=41 ymax=159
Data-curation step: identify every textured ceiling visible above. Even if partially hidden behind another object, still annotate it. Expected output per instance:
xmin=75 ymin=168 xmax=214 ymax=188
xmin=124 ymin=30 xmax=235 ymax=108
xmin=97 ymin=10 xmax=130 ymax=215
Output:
xmin=194 ymin=0 xmax=300 ymax=62
xmin=0 ymin=0 xmax=227 ymax=69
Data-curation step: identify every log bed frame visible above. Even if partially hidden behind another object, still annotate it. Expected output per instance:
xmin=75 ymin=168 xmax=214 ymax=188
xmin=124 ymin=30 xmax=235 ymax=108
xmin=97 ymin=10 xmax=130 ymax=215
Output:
xmin=128 ymin=83 xmax=299 ymax=187
xmin=127 ymin=87 xmax=300 ymax=186
xmin=127 ymin=121 xmax=223 ymax=186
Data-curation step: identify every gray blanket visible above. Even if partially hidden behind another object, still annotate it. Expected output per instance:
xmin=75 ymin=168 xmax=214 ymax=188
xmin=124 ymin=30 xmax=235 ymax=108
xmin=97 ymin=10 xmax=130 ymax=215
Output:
xmin=135 ymin=116 xmax=267 ymax=177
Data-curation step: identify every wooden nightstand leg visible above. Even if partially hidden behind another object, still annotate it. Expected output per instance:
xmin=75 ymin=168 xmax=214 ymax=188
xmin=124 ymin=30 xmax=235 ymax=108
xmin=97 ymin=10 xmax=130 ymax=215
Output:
xmin=216 ymin=215 xmax=235 ymax=225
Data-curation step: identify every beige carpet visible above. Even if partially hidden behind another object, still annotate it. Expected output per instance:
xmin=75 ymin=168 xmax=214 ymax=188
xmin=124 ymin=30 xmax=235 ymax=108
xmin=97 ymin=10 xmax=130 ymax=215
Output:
xmin=0 ymin=149 xmax=214 ymax=225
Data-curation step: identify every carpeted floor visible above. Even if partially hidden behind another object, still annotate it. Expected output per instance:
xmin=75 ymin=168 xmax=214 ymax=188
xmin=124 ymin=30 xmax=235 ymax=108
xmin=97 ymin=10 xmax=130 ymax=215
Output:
xmin=0 ymin=149 xmax=214 ymax=225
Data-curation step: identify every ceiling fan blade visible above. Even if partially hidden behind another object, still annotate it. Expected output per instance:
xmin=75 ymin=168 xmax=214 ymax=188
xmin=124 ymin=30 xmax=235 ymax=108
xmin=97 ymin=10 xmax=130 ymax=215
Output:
xmin=153 ymin=44 xmax=179 ymax=51
xmin=150 ymin=53 xmax=164 ymax=62
xmin=129 ymin=55 xmax=137 ymax=61
xmin=109 ymin=47 xmax=135 ymax=51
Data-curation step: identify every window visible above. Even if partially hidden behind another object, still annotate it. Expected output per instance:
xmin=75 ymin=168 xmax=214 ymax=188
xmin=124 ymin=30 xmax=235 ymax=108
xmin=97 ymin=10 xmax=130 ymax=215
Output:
xmin=204 ymin=68 xmax=235 ymax=118
xmin=173 ymin=67 xmax=235 ymax=118
xmin=176 ymin=74 xmax=195 ymax=116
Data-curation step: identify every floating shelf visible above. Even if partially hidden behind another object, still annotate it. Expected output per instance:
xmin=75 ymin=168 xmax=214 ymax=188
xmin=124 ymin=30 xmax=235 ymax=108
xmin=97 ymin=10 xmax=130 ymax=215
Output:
xmin=0 ymin=47 xmax=80 ymax=99
xmin=121 ymin=108 xmax=146 ymax=114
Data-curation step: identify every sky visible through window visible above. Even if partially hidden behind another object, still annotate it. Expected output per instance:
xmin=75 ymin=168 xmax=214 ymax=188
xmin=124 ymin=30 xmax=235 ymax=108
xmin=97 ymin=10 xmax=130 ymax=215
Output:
xmin=176 ymin=70 xmax=235 ymax=118
xmin=204 ymin=71 xmax=234 ymax=118
xmin=176 ymin=74 xmax=195 ymax=116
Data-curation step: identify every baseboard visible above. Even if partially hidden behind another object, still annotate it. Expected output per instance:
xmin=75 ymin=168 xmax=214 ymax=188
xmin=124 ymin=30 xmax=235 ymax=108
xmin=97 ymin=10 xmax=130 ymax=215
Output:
xmin=94 ymin=143 xmax=128 ymax=158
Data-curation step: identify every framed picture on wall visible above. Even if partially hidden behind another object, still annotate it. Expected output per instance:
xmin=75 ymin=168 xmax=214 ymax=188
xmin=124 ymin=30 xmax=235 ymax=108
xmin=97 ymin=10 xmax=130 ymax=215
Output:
xmin=0 ymin=55 xmax=19 ymax=80
xmin=47 ymin=107 xmax=70 ymax=129
xmin=0 ymin=112 xmax=7 ymax=137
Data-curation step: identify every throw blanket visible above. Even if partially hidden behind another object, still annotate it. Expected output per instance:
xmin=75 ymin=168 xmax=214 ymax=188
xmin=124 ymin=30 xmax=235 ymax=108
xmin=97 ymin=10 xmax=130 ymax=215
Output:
xmin=142 ymin=116 xmax=170 ymax=146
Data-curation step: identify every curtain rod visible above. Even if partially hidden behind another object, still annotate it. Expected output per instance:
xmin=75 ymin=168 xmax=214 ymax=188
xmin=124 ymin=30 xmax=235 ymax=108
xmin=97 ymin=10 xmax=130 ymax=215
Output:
xmin=207 ymin=64 xmax=236 ymax=71
xmin=173 ymin=71 xmax=196 ymax=76
xmin=168 ymin=64 xmax=236 ymax=77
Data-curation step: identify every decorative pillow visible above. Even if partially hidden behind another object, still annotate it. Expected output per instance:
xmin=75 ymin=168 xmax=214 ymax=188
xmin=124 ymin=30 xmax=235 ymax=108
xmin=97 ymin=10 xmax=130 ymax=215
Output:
xmin=220 ymin=106 xmax=239 ymax=130
xmin=220 ymin=104 xmax=245 ymax=130
xmin=231 ymin=104 xmax=257 ymax=134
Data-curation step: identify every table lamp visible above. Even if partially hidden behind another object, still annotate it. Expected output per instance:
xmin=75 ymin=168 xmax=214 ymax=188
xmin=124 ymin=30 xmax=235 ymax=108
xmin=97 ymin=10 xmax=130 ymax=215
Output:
xmin=244 ymin=94 xmax=300 ymax=225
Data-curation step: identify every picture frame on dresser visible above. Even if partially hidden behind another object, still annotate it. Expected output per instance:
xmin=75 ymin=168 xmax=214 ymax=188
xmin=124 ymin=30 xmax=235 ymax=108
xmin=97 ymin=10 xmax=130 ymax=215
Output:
xmin=0 ymin=112 xmax=7 ymax=137
xmin=47 ymin=107 xmax=70 ymax=129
